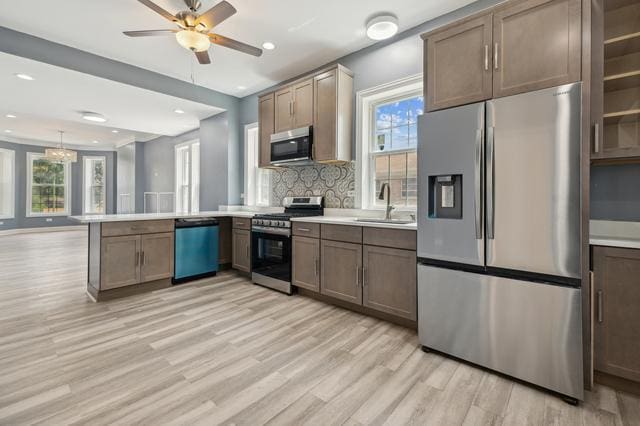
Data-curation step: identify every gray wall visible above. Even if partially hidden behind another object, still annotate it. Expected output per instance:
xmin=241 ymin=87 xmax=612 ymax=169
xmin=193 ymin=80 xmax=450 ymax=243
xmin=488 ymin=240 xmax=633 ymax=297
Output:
xmin=591 ymin=164 xmax=640 ymax=222
xmin=116 ymin=143 xmax=135 ymax=213
xmin=142 ymin=113 xmax=233 ymax=210
xmin=0 ymin=140 xmax=116 ymax=230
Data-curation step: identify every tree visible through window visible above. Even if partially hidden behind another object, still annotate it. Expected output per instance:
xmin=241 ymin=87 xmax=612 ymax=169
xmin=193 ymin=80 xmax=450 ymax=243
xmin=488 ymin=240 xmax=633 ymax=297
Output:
xmin=371 ymin=95 xmax=423 ymax=208
xmin=28 ymin=153 xmax=70 ymax=215
xmin=84 ymin=156 xmax=106 ymax=214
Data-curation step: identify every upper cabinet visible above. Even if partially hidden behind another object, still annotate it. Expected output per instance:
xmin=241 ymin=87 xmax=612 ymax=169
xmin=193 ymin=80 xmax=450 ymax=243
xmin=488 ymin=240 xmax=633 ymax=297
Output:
xmin=423 ymin=0 xmax=582 ymax=112
xmin=591 ymin=0 xmax=640 ymax=162
xmin=257 ymin=65 xmax=354 ymax=167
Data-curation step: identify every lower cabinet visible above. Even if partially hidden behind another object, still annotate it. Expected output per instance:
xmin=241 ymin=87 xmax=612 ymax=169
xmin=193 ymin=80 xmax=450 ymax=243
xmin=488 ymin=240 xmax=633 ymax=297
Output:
xmin=218 ymin=218 xmax=232 ymax=265
xmin=593 ymin=246 xmax=640 ymax=383
xmin=292 ymin=236 xmax=320 ymax=291
xmin=320 ymin=239 xmax=362 ymax=304
xmin=363 ymin=245 xmax=417 ymax=321
xmin=232 ymin=229 xmax=251 ymax=272
xmin=101 ymin=232 xmax=174 ymax=290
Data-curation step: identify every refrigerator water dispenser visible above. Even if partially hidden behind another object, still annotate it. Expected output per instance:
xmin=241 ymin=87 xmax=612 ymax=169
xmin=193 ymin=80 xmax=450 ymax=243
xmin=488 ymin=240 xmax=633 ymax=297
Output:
xmin=428 ymin=175 xmax=462 ymax=219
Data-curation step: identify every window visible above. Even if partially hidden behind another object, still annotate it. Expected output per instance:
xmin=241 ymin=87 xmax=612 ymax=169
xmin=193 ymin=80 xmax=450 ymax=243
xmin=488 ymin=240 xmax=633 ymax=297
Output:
xmin=356 ymin=75 xmax=423 ymax=210
xmin=27 ymin=152 xmax=71 ymax=216
xmin=0 ymin=148 xmax=15 ymax=219
xmin=244 ymin=123 xmax=270 ymax=206
xmin=175 ymin=141 xmax=200 ymax=213
xmin=83 ymin=156 xmax=106 ymax=214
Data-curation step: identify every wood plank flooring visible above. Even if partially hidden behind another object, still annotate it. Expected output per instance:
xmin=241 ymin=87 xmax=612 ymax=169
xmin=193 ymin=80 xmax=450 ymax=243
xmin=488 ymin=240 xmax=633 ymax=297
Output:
xmin=0 ymin=229 xmax=639 ymax=425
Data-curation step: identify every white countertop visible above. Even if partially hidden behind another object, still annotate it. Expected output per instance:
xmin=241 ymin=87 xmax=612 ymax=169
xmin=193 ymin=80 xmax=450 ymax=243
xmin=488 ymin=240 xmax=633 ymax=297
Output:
xmin=69 ymin=211 xmax=256 ymax=224
xmin=291 ymin=216 xmax=417 ymax=230
xmin=590 ymin=220 xmax=640 ymax=250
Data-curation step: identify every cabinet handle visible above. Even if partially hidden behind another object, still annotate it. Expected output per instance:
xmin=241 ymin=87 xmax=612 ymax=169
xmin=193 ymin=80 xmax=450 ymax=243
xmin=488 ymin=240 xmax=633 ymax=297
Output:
xmin=141 ymin=251 xmax=145 ymax=266
xmin=593 ymin=123 xmax=600 ymax=154
xmin=315 ymin=257 xmax=319 ymax=277
xmin=298 ymin=228 xmax=311 ymax=232
xmin=597 ymin=290 xmax=603 ymax=323
xmin=494 ymin=43 xmax=499 ymax=70
xmin=484 ymin=45 xmax=489 ymax=71
xmin=135 ymin=251 xmax=140 ymax=266
xmin=291 ymin=100 xmax=295 ymax=115
xmin=363 ymin=267 xmax=367 ymax=287
xmin=356 ymin=266 xmax=360 ymax=288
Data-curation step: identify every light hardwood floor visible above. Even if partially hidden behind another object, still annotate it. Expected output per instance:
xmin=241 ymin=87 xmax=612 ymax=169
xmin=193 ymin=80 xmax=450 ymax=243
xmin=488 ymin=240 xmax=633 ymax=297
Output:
xmin=0 ymin=229 xmax=639 ymax=425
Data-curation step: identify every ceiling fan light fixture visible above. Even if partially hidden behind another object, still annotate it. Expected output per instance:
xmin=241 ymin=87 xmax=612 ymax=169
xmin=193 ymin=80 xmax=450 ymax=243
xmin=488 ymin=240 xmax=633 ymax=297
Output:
xmin=176 ymin=30 xmax=210 ymax=52
xmin=366 ymin=14 xmax=399 ymax=40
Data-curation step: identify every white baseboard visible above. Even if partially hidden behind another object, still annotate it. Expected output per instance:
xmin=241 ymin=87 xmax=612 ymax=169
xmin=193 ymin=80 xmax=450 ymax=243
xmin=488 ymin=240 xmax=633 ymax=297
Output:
xmin=0 ymin=225 xmax=87 ymax=236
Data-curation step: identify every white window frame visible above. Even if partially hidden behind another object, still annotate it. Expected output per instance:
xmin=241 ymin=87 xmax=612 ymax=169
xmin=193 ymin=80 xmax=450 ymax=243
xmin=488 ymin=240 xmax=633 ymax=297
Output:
xmin=26 ymin=152 xmax=71 ymax=217
xmin=355 ymin=74 xmax=423 ymax=211
xmin=174 ymin=140 xmax=200 ymax=213
xmin=82 ymin=155 xmax=107 ymax=215
xmin=244 ymin=122 xmax=270 ymax=207
xmin=0 ymin=148 xmax=15 ymax=219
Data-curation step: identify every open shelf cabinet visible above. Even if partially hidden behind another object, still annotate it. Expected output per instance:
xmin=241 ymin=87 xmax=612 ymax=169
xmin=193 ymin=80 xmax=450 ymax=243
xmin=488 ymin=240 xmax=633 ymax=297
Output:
xmin=594 ymin=0 xmax=640 ymax=162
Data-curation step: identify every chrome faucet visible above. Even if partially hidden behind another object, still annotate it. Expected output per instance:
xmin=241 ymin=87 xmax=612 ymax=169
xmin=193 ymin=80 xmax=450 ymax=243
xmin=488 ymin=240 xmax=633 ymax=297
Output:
xmin=378 ymin=182 xmax=395 ymax=220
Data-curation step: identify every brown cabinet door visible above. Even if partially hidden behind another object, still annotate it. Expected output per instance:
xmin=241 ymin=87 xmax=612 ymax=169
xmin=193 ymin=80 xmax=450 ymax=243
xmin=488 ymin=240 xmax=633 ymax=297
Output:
xmin=218 ymin=217 xmax=232 ymax=264
xmin=320 ymin=240 xmax=362 ymax=304
xmin=363 ymin=246 xmax=417 ymax=320
xmin=492 ymin=0 xmax=581 ymax=98
xmin=258 ymin=93 xmax=275 ymax=167
xmin=593 ymin=246 xmax=640 ymax=382
xmin=232 ymin=229 xmax=251 ymax=272
xmin=425 ymin=13 xmax=493 ymax=112
xmin=101 ymin=235 xmax=141 ymax=290
xmin=313 ymin=69 xmax=337 ymax=162
xmin=274 ymin=87 xmax=294 ymax=133
xmin=292 ymin=79 xmax=314 ymax=129
xmin=293 ymin=236 xmax=320 ymax=292
xmin=141 ymin=232 xmax=174 ymax=283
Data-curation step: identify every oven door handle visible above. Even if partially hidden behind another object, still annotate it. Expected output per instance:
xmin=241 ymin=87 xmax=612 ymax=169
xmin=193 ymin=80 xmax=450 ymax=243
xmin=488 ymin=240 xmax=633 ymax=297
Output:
xmin=251 ymin=226 xmax=291 ymax=237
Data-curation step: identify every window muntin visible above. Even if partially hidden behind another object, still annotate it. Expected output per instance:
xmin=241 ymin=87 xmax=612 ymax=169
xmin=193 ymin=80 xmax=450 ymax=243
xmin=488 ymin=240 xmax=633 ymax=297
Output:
xmin=83 ymin=156 xmax=106 ymax=214
xmin=27 ymin=153 xmax=70 ymax=216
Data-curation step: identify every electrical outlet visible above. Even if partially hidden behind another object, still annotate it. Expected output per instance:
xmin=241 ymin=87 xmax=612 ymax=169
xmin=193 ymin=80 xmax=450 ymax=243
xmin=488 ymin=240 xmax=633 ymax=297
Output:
xmin=46 ymin=218 xmax=53 ymax=222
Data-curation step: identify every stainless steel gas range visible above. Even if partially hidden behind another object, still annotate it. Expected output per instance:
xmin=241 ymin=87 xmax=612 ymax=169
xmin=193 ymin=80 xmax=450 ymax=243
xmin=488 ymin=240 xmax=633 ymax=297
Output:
xmin=251 ymin=196 xmax=323 ymax=294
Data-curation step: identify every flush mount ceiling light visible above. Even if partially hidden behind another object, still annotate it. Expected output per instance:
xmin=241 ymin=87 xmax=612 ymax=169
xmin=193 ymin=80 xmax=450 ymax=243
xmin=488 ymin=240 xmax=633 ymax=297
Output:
xmin=262 ymin=41 xmax=275 ymax=50
xmin=174 ymin=109 xmax=185 ymax=114
xmin=82 ymin=112 xmax=107 ymax=123
xmin=237 ymin=85 xmax=246 ymax=90
xmin=175 ymin=30 xmax=211 ymax=52
xmin=4 ymin=129 xmax=12 ymax=133
xmin=15 ymin=73 xmax=35 ymax=81
xmin=6 ymin=114 xmax=16 ymax=118
xmin=112 ymin=129 xmax=119 ymax=133
xmin=366 ymin=14 xmax=399 ymax=40
xmin=93 ymin=140 xmax=100 ymax=144
xmin=45 ymin=131 xmax=77 ymax=163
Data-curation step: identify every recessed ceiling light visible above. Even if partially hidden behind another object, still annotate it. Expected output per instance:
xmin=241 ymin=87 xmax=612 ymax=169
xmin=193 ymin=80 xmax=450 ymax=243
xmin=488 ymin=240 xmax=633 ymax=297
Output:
xmin=93 ymin=140 xmax=99 ymax=144
xmin=4 ymin=129 xmax=12 ymax=133
xmin=111 ymin=129 xmax=119 ymax=133
xmin=6 ymin=114 xmax=16 ymax=118
xmin=366 ymin=14 xmax=399 ymax=40
xmin=237 ymin=85 xmax=247 ymax=90
xmin=82 ymin=112 xmax=107 ymax=123
xmin=262 ymin=42 xmax=275 ymax=50
xmin=174 ymin=109 xmax=185 ymax=114
xmin=15 ymin=73 xmax=34 ymax=81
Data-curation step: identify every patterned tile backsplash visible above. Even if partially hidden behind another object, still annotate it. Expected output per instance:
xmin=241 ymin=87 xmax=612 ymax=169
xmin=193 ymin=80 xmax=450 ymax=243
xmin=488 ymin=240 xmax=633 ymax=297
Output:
xmin=270 ymin=162 xmax=355 ymax=208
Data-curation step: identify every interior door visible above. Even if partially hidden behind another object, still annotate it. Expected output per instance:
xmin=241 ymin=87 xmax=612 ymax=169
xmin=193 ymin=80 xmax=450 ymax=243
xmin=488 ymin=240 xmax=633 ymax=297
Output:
xmin=486 ymin=83 xmax=582 ymax=279
xmin=417 ymin=103 xmax=485 ymax=266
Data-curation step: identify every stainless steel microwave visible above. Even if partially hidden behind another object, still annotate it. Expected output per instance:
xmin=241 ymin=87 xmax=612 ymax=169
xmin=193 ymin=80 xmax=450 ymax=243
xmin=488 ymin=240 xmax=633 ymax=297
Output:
xmin=270 ymin=126 xmax=313 ymax=165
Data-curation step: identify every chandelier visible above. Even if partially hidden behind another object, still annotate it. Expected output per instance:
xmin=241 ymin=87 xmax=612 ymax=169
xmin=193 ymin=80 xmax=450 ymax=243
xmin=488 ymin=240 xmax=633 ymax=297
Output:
xmin=44 ymin=131 xmax=77 ymax=163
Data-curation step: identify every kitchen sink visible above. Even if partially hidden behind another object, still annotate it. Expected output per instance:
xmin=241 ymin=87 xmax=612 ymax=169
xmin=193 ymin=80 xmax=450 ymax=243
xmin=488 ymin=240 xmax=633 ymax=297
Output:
xmin=355 ymin=218 xmax=415 ymax=225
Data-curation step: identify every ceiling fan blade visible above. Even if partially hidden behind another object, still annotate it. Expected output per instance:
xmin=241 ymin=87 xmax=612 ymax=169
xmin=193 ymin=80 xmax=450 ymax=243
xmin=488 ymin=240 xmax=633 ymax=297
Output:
xmin=195 ymin=50 xmax=211 ymax=64
xmin=195 ymin=1 xmax=236 ymax=30
xmin=209 ymin=34 xmax=263 ymax=57
xmin=123 ymin=29 xmax=177 ymax=37
xmin=137 ymin=0 xmax=177 ymax=23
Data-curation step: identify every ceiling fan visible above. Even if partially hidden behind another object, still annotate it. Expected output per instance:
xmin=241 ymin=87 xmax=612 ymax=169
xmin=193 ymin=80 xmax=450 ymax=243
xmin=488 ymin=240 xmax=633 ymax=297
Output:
xmin=124 ymin=0 xmax=262 ymax=64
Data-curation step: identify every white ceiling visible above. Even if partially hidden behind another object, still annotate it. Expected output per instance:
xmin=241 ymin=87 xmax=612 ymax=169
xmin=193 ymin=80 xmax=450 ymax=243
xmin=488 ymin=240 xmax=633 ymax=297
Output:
xmin=0 ymin=0 xmax=475 ymax=97
xmin=0 ymin=52 xmax=224 ymax=149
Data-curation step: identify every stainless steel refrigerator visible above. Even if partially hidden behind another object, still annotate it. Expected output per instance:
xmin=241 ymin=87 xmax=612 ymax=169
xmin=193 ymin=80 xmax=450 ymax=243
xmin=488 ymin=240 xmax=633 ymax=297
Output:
xmin=417 ymin=82 xmax=584 ymax=400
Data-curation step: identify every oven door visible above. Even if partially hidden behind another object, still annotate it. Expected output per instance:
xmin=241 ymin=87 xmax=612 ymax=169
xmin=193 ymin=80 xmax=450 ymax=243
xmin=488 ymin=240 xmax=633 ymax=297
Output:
xmin=270 ymin=127 xmax=312 ymax=165
xmin=251 ymin=229 xmax=291 ymax=288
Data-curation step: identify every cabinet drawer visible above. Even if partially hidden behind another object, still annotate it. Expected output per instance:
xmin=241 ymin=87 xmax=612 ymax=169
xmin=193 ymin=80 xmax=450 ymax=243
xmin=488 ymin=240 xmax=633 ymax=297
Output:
xmin=321 ymin=224 xmax=362 ymax=244
xmin=101 ymin=220 xmax=174 ymax=237
xmin=293 ymin=222 xmax=320 ymax=238
xmin=232 ymin=217 xmax=252 ymax=230
xmin=363 ymin=227 xmax=416 ymax=250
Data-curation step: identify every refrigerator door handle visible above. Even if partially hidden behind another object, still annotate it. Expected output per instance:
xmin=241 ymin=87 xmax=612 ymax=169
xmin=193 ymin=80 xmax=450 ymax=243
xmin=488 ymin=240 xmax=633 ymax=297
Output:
xmin=487 ymin=126 xmax=495 ymax=240
xmin=474 ymin=129 xmax=483 ymax=239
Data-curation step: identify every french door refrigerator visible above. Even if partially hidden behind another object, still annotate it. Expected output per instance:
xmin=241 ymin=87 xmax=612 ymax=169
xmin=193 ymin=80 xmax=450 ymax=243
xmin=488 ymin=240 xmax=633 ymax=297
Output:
xmin=417 ymin=82 xmax=584 ymax=400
